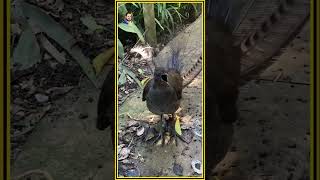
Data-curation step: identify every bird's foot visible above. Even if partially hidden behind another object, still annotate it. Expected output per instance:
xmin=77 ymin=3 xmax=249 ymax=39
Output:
xmin=168 ymin=117 xmax=188 ymax=146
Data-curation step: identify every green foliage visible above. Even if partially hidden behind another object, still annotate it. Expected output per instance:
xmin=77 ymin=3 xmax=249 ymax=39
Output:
xmin=118 ymin=3 xmax=128 ymax=18
xmin=118 ymin=63 xmax=143 ymax=88
xmin=118 ymin=22 xmax=145 ymax=43
xmin=118 ymin=3 xmax=201 ymax=40
xmin=118 ymin=39 xmax=124 ymax=59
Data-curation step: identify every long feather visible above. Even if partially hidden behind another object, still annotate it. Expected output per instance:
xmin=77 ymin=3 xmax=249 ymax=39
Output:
xmin=207 ymin=0 xmax=243 ymax=32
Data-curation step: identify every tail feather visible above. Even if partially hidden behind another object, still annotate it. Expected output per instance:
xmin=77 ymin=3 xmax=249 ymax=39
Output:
xmin=207 ymin=0 xmax=243 ymax=32
xmin=167 ymin=46 xmax=183 ymax=72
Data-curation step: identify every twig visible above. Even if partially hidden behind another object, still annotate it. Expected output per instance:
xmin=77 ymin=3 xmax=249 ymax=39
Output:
xmin=273 ymin=71 xmax=283 ymax=82
xmin=128 ymin=136 xmax=134 ymax=148
xmin=257 ymin=78 xmax=310 ymax=85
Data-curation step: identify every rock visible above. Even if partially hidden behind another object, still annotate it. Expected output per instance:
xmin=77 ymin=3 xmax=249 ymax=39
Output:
xmin=35 ymin=93 xmax=49 ymax=103
xmin=191 ymin=160 xmax=202 ymax=175
xmin=173 ymin=163 xmax=183 ymax=176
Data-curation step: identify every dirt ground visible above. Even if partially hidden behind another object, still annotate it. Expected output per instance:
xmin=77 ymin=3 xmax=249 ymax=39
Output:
xmin=10 ymin=3 xmax=310 ymax=180
xmin=213 ymin=22 xmax=310 ymax=180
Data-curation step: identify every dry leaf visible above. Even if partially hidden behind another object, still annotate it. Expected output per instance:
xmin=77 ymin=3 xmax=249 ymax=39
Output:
xmin=39 ymin=34 xmax=66 ymax=64
xmin=136 ymin=126 xmax=145 ymax=136
xmin=35 ymin=93 xmax=49 ymax=103
xmin=93 ymin=47 xmax=115 ymax=75
xmin=118 ymin=147 xmax=131 ymax=160
xmin=45 ymin=86 xmax=74 ymax=99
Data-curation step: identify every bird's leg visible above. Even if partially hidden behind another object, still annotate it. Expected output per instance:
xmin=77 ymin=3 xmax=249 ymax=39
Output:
xmin=152 ymin=114 xmax=166 ymax=145
xmin=168 ymin=114 xmax=188 ymax=146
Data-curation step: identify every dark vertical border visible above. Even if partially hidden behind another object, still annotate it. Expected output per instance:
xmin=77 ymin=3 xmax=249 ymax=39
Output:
xmin=313 ymin=0 xmax=318 ymax=179
xmin=0 ymin=0 xmax=3 ymax=178
xmin=3 ymin=0 xmax=8 ymax=178
xmin=313 ymin=0 xmax=320 ymax=179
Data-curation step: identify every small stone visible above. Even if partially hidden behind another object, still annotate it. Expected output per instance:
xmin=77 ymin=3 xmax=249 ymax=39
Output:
xmin=191 ymin=160 xmax=202 ymax=174
xmin=136 ymin=126 xmax=145 ymax=136
xmin=173 ymin=163 xmax=183 ymax=176
xmin=35 ymin=94 xmax=49 ymax=103
xmin=125 ymin=168 xmax=140 ymax=176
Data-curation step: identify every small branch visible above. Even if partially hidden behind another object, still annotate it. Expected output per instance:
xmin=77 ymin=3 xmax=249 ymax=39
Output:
xmin=257 ymin=78 xmax=310 ymax=85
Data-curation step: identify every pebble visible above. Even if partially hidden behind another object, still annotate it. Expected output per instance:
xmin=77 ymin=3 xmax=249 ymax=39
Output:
xmin=173 ymin=163 xmax=183 ymax=176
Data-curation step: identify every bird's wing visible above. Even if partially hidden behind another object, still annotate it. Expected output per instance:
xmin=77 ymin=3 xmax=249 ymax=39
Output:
xmin=142 ymin=79 xmax=153 ymax=101
xmin=167 ymin=70 xmax=183 ymax=100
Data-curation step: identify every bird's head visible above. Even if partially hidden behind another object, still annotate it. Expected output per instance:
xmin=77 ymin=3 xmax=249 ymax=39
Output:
xmin=154 ymin=67 xmax=168 ymax=83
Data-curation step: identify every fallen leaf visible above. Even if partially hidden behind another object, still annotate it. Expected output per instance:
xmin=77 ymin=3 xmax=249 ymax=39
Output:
xmin=130 ymin=45 xmax=153 ymax=60
xmin=21 ymin=2 xmax=98 ymax=88
xmin=39 ymin=34 xmax=66 ymax=64
xmin=118 ymin=39 xmax=124 ymax=59
xmin=120 ymin=64 xmax=143 ymax=88
xmin=118 ymin=72 xmax=127 ymax=86
xmin=118 ymin=147 xmax=131 ymax=160
xmin=126 ymin=120 xmax=139 ymax=128
xmin=137 ymin=69 xmax=144 ymax=74
xmin=175 ymin=116 xmax=182 ymax=136
xmin=36 ymin=0 xmax=64 ymax=12
xmin=141 ymin=77 xmax=151 ymax=87
xmin=80 ymin=15 xmax=104 ymax=33
xmin=136 ymin=126 xmax=145 ymax=136
xmin=93 ymin=47 xmax=115 ymax=75
xmin=35 ymin=93 xmax=49 ymax=103
xmin=181 ymin=115 xmax=192 ymax=123
xmin=12 ymin=25 xmax=41 ymax=70
xmin=80 ymin=0 xmax=88 ymax=5
xmin=45 ymin=86 xmax=74 ymax=99
xmin=11 ymin=23 xmax=22 ymax=35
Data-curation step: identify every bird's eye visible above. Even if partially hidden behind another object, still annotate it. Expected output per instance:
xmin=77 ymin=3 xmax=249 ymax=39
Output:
xmin=161 ymin=74 xmax=168 ymax=82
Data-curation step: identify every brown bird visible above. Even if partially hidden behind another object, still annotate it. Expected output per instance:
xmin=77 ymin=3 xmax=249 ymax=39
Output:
xmin=142 ymin=48 xmax=187 ymax=145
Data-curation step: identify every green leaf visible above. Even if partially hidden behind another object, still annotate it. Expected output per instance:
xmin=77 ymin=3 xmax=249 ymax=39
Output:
xmin=131 ymin=3 xmax=140 ymax=8
xmin=154 ymin=18 xmax=164 ymax=30
xmin=118 ymin=22 xmax=145 ymax=43
xmin=80 ymin=15 xmax=104 ymax=32
xmin=120 ymin=64 xmax=143 ymax=88
xmin=141 ymin=77 xmax=151 ymax=87
xmin=137 ymin=68 xmax=144 ymax=74
xmin=175 ymin=116 xmax=182 ymax=136
xmin=118 ymin=71 xmax=127 ymax=85
xmin=118 ymin=3 xmax=128 ymax=18
xmin=118 ymin=39 xmax=124 ymax=59
xmin=12 ymin=25 xmax=41 ymax=70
